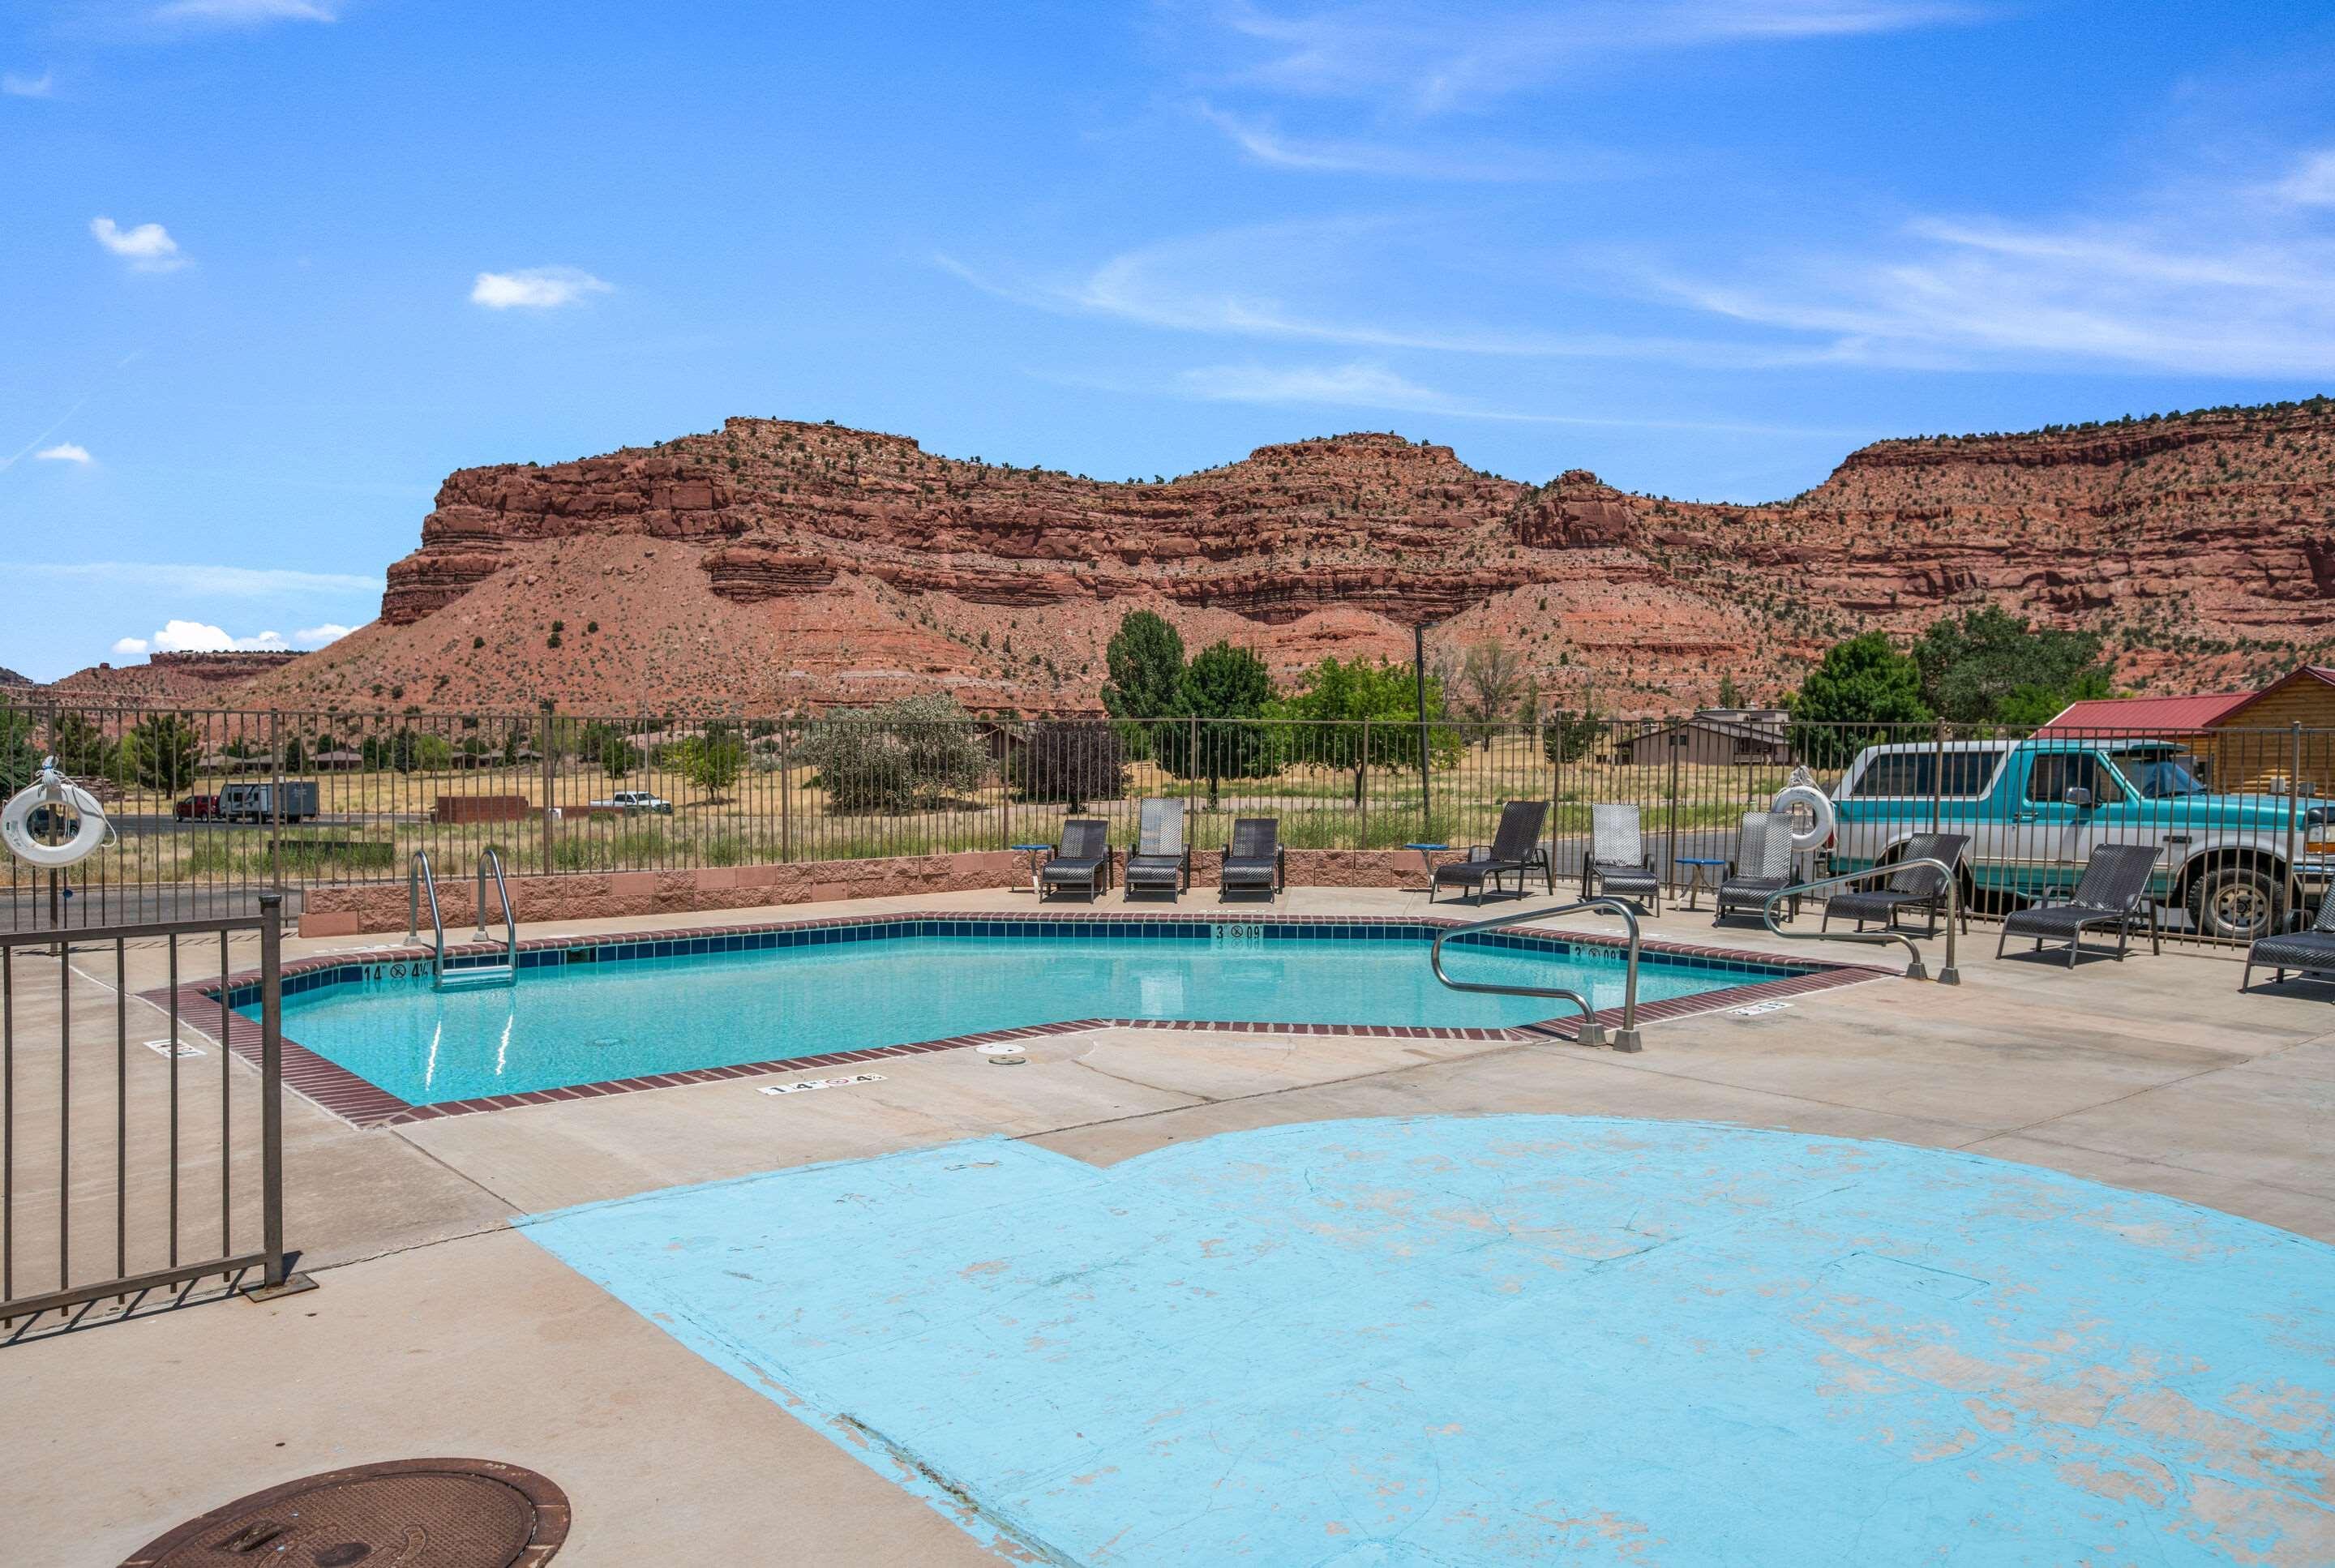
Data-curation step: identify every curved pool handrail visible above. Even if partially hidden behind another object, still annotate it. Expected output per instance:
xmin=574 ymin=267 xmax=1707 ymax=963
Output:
xmin=408 ymin=847 xmax=444 ymax=978
xmin=1429 ymin=896 xmax=1643 ymax=1052
xmin=1761 ymin=858 xmax=1960 ymax=984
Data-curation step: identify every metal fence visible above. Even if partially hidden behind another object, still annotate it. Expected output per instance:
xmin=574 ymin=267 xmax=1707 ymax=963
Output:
xmin=4 ymin=701 xmax=2327 ymax=951
xmin=2 ymin=894 xmax=301 ymax=1333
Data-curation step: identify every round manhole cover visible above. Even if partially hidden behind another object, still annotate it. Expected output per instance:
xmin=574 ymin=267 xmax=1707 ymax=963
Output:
xmin=121 ymin=1459 xmax=568 ymax=1567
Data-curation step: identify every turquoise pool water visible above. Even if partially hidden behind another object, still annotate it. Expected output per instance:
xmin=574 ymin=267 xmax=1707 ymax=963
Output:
xmin=258 ymin=922 xmax=1783 ymax=1105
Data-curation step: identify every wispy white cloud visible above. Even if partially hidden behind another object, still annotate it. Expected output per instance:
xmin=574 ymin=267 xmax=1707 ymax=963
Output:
xmin=152 ymin=0 xmax=336 ymax=25
xmin=1210 ymin=0 xmax=1979 ymax=114
xmin=940 ymin=222 xmax=1827 ymax=368
xmin=2 ymin=70 xmax=53 ymax=98
xmin=34 ymin=443 xmax=91 ymax=464
xmin=1159 ymin=359 xmax=1849 ymax=435
xmin=2272 ymin=149 xmax=2335 ymax=209
xmin=1193 ymin=102 xmax=1619 ymax=182
xmin=113 ymin=620 xmax=292 ymax=656
xmin=470 ymin=266 xmax=613 ymax=309
xmin=90 ymin=216 xmax=186 ymax=272
xmin=1646 ymin=203 xmax=2335 ymax=376
xmin=24 ymin=562 xmax=382 ymax=596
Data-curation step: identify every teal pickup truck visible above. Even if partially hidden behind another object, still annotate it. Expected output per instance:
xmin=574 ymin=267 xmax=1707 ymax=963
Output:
xmin=1831 ymin=737 xmax=2331 ymax=940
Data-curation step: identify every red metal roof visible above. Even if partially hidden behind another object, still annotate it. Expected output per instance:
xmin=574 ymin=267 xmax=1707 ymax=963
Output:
xmin=2035 ymin=692 xmax=2255 ymax=735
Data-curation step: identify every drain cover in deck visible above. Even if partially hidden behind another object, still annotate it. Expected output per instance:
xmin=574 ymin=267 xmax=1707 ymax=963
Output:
xmin=121 ymin=1458 xmax=568 ymax=1567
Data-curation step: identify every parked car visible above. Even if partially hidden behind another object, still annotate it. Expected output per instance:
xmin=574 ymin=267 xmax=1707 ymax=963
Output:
xmin=174 ymin=794 xmax=223 ymax=821
xmin=1832 ymin=736 xmax=2329 ymax=940
xmin=589 ymin=790 xmax=674 ymax=815
xmin=216 ymin=782 xmax=321 ymax=823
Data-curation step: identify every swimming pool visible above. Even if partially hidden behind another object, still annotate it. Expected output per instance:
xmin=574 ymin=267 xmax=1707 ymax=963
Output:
xmin=228 ymin=916 xmax=1830 ymax=1112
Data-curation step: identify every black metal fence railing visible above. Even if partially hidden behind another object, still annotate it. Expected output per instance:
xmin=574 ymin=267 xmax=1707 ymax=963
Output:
xmin=3 ymin=702 xmax=2326 ymax=953
xmin=2 ymin=894 xmax=302 ymax=1333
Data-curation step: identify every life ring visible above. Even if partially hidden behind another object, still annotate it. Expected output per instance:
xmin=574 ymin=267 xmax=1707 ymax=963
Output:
xmin=1768 ymin=782 xmax=1836 ymax=853
xmin=2 ymin=765 xmax=114 ymax=869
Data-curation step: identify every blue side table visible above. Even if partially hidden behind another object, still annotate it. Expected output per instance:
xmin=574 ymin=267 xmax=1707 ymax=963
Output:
xmin=1677 ymin=857 xmax=1729 ymax=911
xmin=1403 ymin=842 xmax=1448 ymax=893
xmin=1009 ymin=844 xmax=1053 ymax=894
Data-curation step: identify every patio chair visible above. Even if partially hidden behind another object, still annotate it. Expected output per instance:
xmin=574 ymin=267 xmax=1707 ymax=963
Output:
xmin=1713 ymin=812 xmax=1799 ymax=926
xmin=1583 ymin=803 xmax=1661 ymax=916
xmin=1994 ymin=842 xmax=2163 ymax=968
xmin=2244 ymin=893 xmax=2335 ymax=995
xmin=1038 ymin=818 xmax=1112 ymax=901
xmin=1430 ymin=799 xmax=1551 ymax=905
xmin=1821 ymin=833 xmax=1971 ymax=939
xmin=1123 ymin=797 xmax=1191 ymax=898
xmin=1219 ymin=816 xmax=1284 ymax=902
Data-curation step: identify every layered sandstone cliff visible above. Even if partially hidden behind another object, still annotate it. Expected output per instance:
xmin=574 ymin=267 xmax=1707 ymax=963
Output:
xmin=234 ymin=401 xmax=2334 ymax=716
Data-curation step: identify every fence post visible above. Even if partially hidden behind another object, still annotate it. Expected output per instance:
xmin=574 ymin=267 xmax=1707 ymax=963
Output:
xmin=268 ymin=709 xmax=285 ymax=896
xmin=2289 ymin=720 xmax=2304 ymax=928
xmin=1930 ymin=717 xmax=1946 ymax=834
xmin=781 ymin=719 xmax=795 ymax=864
xmin=1664 ymin=726 xmax=1685 ymax=893
xmin=538 ymin=700 xmax=556 ymax=873
xmin=1359 ymin=717 xmax=1371 ymax=850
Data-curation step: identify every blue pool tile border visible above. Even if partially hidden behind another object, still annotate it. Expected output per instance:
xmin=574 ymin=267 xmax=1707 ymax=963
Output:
xmin=148 ymin=910 xmax=1887 ymax=1128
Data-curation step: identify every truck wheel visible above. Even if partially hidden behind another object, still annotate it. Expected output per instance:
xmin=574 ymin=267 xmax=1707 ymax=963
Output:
xmin=2187 ymin=867 xmax=2282 ymax=943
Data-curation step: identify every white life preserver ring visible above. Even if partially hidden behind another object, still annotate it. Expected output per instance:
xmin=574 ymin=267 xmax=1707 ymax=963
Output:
xmin=2 ymin=766 xmax=113 ymax=869
xmin=1769 ymin=782 xmax=1837 ymax=853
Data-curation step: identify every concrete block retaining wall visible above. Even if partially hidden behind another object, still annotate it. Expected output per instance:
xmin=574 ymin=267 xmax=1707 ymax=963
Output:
xmin=297 ymin=848 xmax=1458 ymax=936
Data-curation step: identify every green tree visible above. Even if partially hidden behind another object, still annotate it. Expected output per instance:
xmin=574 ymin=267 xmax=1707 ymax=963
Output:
xmin=1789 ymin=633 xmax=1931 ymax=765
xmin=1912 ymin=606 xmax=2114 ymax=725
xmin=1995 ymin=666 xmax=2115 ymax=728
xmin=1099 ymin=610 xmax=1185 ymax=728
xmin=1156 ymin=642 xmax=1277 ymax=798
xmin=1716 ymin=674 xmax=1742 ymax=709
xmin=0 ymin=704 xmax=39 ymax=794
xmin=1544 ymin=688 xmax=1607 ymax=764
xmin=47 ymin=710 xmax=114 ymax=778
xmin=122 ymin=713 xmax=203 ymax=794
xmin=671 ymin=726 xmax=745 ymax=801
xmin=1279 ymin=657 xmax=1459 ymax=803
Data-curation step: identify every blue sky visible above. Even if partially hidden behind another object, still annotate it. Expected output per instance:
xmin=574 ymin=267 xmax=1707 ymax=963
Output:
xmin=4 ymin=0 xmax=2333 ymax=682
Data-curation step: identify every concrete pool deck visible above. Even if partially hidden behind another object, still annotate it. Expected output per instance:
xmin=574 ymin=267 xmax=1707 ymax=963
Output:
xmin=11 ymin=884 xmax=2335 ymax=1563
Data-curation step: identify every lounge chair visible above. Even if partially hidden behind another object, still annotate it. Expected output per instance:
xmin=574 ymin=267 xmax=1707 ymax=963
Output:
xmin=1038 ymin=818 xmax=1112 ymax=901
xmin=1219 ymin=816 xmax=1283 ymax=901
xmin=1124 ymin=797 xmax=1191 ymax=898
xmin=1994 ymin=842 xmax=2162 ymax=968
xmin=1821 ymin=832 xmax=1971 ymax=938
xmin=1583 ymin=803 xmax=1661 ymax=915
xmin=1714 ymin=812 xmax=1799 ymax=925
xmin=2244 ymin=893 xmax=2335 ymax=994
xmin=1430 ymin=799 xmax=1551 ymax=904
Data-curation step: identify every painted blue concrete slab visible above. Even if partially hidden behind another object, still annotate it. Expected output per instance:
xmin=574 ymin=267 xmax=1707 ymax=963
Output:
xmin=519 ymin=1116 xmax=2335 ymax=1565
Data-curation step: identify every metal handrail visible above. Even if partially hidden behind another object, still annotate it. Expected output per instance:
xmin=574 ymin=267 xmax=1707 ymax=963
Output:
xmin=473 ymin=846 xmax=518 ymax=975
xmin=1429 ymin=896 xmax=1643 ymax=1052
xmin=407 ymin=848 xmax=443 ymax=979
xmin=1761 ymin=858 xmax=1961 ymax=984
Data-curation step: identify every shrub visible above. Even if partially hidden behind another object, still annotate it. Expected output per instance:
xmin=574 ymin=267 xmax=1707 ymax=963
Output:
xmin=1012 ymin=722 xmax=1127 ymax=808
xmin=795 ymin=694 xmax=988 ymax=812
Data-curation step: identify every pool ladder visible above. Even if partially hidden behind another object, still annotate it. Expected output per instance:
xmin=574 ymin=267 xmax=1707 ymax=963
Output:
xmin=1429 ymin=896 xmax=1643 ymax=1052
xmin=409 ymin=847 xmax=520 ymax=989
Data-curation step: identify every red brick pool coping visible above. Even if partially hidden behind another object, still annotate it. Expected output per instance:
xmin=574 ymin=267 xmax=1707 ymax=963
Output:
xmin=142 ymin=910 xmax=1891 ymax=1129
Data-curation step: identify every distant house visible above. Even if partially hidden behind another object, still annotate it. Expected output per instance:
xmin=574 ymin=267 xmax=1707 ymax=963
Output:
xmin=2041 ymin=667 xmax=2335 ymax=794
xmin=1616 ymin=709 xmax=1792 ymax=768
xmin=310 ymin=748 xmax=365 ymax=771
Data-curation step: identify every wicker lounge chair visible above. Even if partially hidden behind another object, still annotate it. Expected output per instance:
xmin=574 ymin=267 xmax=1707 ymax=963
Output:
xmin=1583 ymin=803 xmax=1661 ymax=915
xmin=1038 ymin=818 xmax=1112 ymax=901
xmin=1219 ymin=816 xmax=1283 ymax=901
xmin=1124 ymin=797 xmax=1191 ymax=898
xmin=2244 ymin=893 xmax=2335 ymax=994
xmin=1994 ymin=842 xmax=2162 ymax=968
xmin=1714 ymin=812 xmax=1799 ymax=925
xmin=1430 ymin=799 xmax=1551 ymax=904
xmin=1821 ymin=833 xmax=1970 ymax=938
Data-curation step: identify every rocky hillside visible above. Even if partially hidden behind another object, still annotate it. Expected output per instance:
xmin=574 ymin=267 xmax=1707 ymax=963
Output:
xmin=216 ymin=399 xmax=2335 ymax=717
